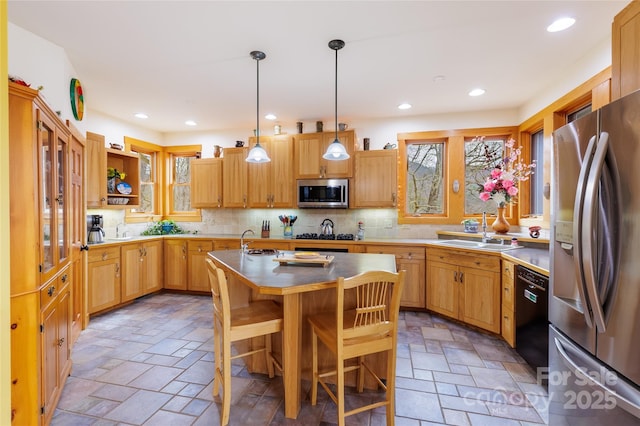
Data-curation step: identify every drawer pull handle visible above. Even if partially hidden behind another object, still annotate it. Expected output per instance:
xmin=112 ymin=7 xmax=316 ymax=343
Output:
xmin=61 ymin=274 xmax=68 ymax=283
xmin=57 ymin=337 xmax=65 ymax=347
xmin=47 ymin=286 xmax=56 ymax=297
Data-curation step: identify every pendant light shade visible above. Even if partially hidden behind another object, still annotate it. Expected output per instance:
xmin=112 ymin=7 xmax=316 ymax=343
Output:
xmin=323 ymin=39 xmax=350 ymax=161
xmin=246 ymin=50 xmax=271 ymax=163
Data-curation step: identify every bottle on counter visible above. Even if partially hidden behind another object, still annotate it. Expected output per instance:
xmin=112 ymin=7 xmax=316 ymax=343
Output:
xmin=357 ymin=221 xmax=365 ymax=240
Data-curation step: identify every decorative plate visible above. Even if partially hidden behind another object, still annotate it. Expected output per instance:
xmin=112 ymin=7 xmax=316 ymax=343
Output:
xmin=294 ymin=252 xmax=320 ymax=259
xmin=116 ymin=182 xmax=132 ymax=195
xmin=69 ymin=78 xmax=84 ymax=121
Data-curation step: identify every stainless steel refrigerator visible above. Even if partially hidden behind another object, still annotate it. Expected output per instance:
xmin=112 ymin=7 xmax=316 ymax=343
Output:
xmin=550 ymin=90 xmax=640 ymax=424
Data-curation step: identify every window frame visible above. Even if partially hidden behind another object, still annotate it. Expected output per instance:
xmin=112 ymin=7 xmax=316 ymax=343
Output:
xmin=164 ymin=146 xmax=201 ymax=222
xmin=397 ymin=126 xmax=519 ymax=225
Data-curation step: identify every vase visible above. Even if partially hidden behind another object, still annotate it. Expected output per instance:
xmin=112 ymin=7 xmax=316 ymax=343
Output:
xmin=107 ymin=177 xmax=117 ymax=194
xmin=492 ymin=207 xmax=510 ymax=234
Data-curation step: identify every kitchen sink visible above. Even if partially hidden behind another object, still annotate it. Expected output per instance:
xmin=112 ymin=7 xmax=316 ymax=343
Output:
xmin=246 ymin=248 xmax=279 ymax=255
xmin=106 ymin=236 xmax=133 ymax=241
xmin=435 ymin=239 xmax=519 ymax=252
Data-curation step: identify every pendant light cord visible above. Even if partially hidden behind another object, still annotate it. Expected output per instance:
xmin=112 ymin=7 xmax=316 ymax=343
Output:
xmin=256 ymin=55 xmax=260 ymax=147
xmin=334 ymin=45 xmax=338 ymax=142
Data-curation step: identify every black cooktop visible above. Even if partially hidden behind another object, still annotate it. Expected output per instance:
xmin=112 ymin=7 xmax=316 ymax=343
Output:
xmin=295 ymin=233 xmax=355 ymax=241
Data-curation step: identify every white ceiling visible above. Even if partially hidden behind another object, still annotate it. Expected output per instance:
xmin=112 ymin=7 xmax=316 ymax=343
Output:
xmin=7 ymin=1 xmax=627 ymax=134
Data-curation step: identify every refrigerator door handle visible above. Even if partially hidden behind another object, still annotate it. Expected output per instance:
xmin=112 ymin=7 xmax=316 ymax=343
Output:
xmin=572 ymin=134 xmax=598 ymax=329
xmin=581 ymin=131 xmax=610 ymax=332
xmin=554 ymin=335 xmax=640 ymax=419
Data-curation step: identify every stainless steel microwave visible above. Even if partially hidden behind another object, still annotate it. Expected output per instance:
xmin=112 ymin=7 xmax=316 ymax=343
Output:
xmin=297 ymin=179 xmax=349 ymax=208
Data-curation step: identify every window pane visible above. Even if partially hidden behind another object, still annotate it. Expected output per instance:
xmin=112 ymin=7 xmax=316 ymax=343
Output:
xmin=530 ymin=130 xmax=544 ymax=215
xmin=173 ymin=185 xmax=191 ymax=211
xmin=133 ymin=183 xmax=153 ymax=213
xmin=139 ymin=152 xmax=152 ymax=182
xmin=175 ymin=156 xmax=191 ymax=184
xmin=405 ymin=142 xmax=444 ymax=214
xmin=568 ymin=104 xmax=591 ymax=123
xmin=465 ymin=137 xmax=504 ymax=215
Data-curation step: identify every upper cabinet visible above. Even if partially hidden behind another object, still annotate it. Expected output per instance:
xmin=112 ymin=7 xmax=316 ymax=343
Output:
xmin=191 ymin=158 xmax=223 ymax=208
xmin=294 ymin=130 xmax=355 ymax=179
xmin=353 ymin=150 xmax=397 ymax=208
xmin=222 ymin=147 xmax=248 ymax=208
xmin=86 ymin=131 xmax=140 ymax=209
xmin=612 ymin=1 xmax=640 ymax=100
xmin=247 ymin=135 xmax=295 ymax=208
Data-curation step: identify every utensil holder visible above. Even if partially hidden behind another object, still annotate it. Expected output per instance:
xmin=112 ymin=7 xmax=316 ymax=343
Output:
xmin=283 ymin=225 xmax=293 ymax=239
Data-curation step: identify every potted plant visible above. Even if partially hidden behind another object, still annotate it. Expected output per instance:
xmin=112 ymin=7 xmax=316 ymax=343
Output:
xmin=461 ymin=219 xmax=479 ymax=233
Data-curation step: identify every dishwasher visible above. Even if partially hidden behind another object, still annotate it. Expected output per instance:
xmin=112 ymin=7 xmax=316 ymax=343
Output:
xmin=515 ymin=265 xmax=549 ymax=373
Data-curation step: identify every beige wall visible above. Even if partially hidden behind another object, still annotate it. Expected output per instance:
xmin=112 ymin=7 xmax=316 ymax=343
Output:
xmin=1 ymin=3 xmax=12 ymax=425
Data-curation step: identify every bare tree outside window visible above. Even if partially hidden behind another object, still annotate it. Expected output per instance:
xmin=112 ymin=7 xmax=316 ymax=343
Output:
xmin=406 ymin=142 xmax=444 ymax=214
xmin=464 ymin=137 xmax=504 ymax=215
xmin=172 ymin=156 xmax=193 ymax=212
xmin=134 ymin=152 xmax=154 ymax=213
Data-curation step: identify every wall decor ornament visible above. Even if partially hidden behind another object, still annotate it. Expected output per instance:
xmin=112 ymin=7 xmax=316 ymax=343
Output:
xmin=69 ymin=78 xmax=84 ymax=120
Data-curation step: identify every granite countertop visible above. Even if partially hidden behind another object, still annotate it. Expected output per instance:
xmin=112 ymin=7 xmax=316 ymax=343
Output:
xmin=87 ymin=233 xmax=550 ymax=275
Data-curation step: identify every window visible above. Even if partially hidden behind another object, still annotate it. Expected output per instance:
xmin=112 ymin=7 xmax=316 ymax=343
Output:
xmin=165 ymin=146 xmax=201 ymax=220
xmin=567 ymin=104 xmax=591 ymax=122
xmin=405 ymin=141 xmax=444 ymax=215
xmin=529 ymin=130 xmax=544 ymax=216
xmin=398 ymin=127 xmax=518 ymax=225
xmin=125 ymin=137 xmax=162 ymax=222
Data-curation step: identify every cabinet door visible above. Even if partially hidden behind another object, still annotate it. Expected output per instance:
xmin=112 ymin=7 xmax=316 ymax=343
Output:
xmin=426 ymin=260 xmax=459 ymax=319
xmin=191 ymin=158 xmax=223 ymax=208
xmin=354 ymin=150 xmax=397 ymax=207
xmin=460 ymin=266 xmax=501 ymax=333
xmin=397 ymin=257 xmax=426 ymax=308
xmin=88 ymin=257 xmax=121 ymax=314
xmin=164 ymin=240 xmax=187 ymax=290
xmin=295 ymin=133 xmax=324 ymax=178
xmin=188 ymin=241 xmax=213 ymax=292
xmin=612 ymin=1 xmax=640 ymax=100
xmin=222 ymin=147 xmax=248 ymax=208
xmin=121 ymin=244 xmax=144 ymax=302
xmin=322 ymin=131 xmax=354 ymax=178
xmin=501 ymin=261 xmax=516 ymax=347
xmin=143 ymin=240 xmax=163 ymax=294
xmin=247 ymin=141 xmax=272 ymax=208
xmin=269 ymin=136 xmax=294 ymax=207
xmin=86 ymin=132 xmax=107 ymax=208
xmin=68 ymin=125 xmax=85 ymax=345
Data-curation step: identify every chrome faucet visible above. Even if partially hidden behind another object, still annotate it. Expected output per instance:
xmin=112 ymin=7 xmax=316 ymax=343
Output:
xmin=241 ymin=229 xmax=255 ymax=253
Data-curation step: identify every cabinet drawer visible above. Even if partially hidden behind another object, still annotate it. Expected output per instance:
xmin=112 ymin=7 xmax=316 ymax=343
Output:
xmin=188 ymin=240 xmax=213 ymax=253
xmin=502 ymin=277 xmax=515 ymax=310
xmin=427 ymin=248 xmax=500 ymax=271
xmin=365 ymin=245 xmax=425 ymax=260
xmin=502 ymin=261 xmax=515 ymax=280
xmin=40 ymin=272 xmax=70 ymax=310
xmin=88 ymin=246 xmax=120 ymax=263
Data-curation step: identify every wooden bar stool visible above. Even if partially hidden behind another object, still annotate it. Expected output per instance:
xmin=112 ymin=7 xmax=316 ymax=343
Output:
xmin=205 ymin=258 xmax=283 ymax=425
xmin=308 ymin=269 xmax=405 ymax=426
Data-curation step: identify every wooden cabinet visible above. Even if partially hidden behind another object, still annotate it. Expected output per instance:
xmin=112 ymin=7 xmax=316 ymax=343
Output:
xmin=87 ymin=246 xmax=122 ymax=314
xmin=214 ymin=239 xmax=239 ymax=250
xmin=501 ymin=260 xmax=516 ymax=347
xmin=223 ymin=147 xmax=248 ymax=208
xmin=191 ymin=158 xmax=223 ymax=208
xmin=294 ymin=130 xmax=355 ymax=179
xmin=40 ymin=271 xmax=72 ymax=426
xmin=248 ymin=135 xmax=295 ymax=208
xmin=164 ymin=239 xmax=188 ymax=290
xmin=426 ymin=248 xmax=501 ymax=333
xmin=8 ymin=82 xmax=80 ymax=425
xmin=353 ymin=150 xmax=397 ymax=208
xmin=121 ymin=240 xmax=163 ymax=302
xmin=188 ymin=240 xmax=214 ymax=292
xmin=86 ymin=131 xmax=140 ymax=209
xmin=612 ymin=1 xmax=640 ymax=100
xmin=365 ymin=245 xmax=425 ymax=308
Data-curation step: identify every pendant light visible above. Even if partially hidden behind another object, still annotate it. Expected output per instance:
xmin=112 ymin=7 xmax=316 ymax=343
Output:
xmin=246 ymin=50 xmax=270 ymax=163
xmin=323 ymin=39 xmax=350 ymax=161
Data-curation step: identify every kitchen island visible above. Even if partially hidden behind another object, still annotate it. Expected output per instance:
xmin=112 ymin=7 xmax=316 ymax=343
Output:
xmin=208 ymin=249 xmax=397 ymax=419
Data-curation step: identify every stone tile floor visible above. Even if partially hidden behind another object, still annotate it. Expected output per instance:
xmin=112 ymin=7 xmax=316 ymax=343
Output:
xmin=52 ymin=293 xmax=548 ymax=425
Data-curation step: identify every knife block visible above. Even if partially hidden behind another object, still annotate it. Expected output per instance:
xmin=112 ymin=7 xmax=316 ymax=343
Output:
xmin=261 ymin=229 xmax=270 ymax=238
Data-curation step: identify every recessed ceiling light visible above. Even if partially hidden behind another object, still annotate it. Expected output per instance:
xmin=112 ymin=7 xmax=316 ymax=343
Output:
xmin=134 ymin=113 xmax=148 ymax=119
xmin=433 ymin=75 xmax=446 ymax=82
xmin=185 ymin=120 xmax=197 ymax=126
xmin=398 ymin=103 xmax=412 ymax=110
xmin=547 ymin=17 xmax=575 ymax=33
xmin=265 ymin=113 xmax=277 ymax=120
xmin=469 ymin=88 xmax=486 ymax=97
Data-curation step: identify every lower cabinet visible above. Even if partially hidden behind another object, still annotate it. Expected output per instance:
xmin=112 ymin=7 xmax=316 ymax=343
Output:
xmin=501 ymin=260 xmax=516 ymax=347
xmin=365 ymin=245 xmax=426 ymax=308
xmin=40 ymin=269 xmax=73 ymax=425
xmin=87 ymin=246 xmax=121 ymax=314
xmin=188 ymin=240 xmax=214 ymax=292
xmin=122 ymin=240 xmax=163 ymax=302
xmin=426 ymin=248 xmax=501 ymax=333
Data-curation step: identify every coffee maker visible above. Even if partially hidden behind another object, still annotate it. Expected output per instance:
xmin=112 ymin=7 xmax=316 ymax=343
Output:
xmin=87 ymin=214 xmax=105 ymax=244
